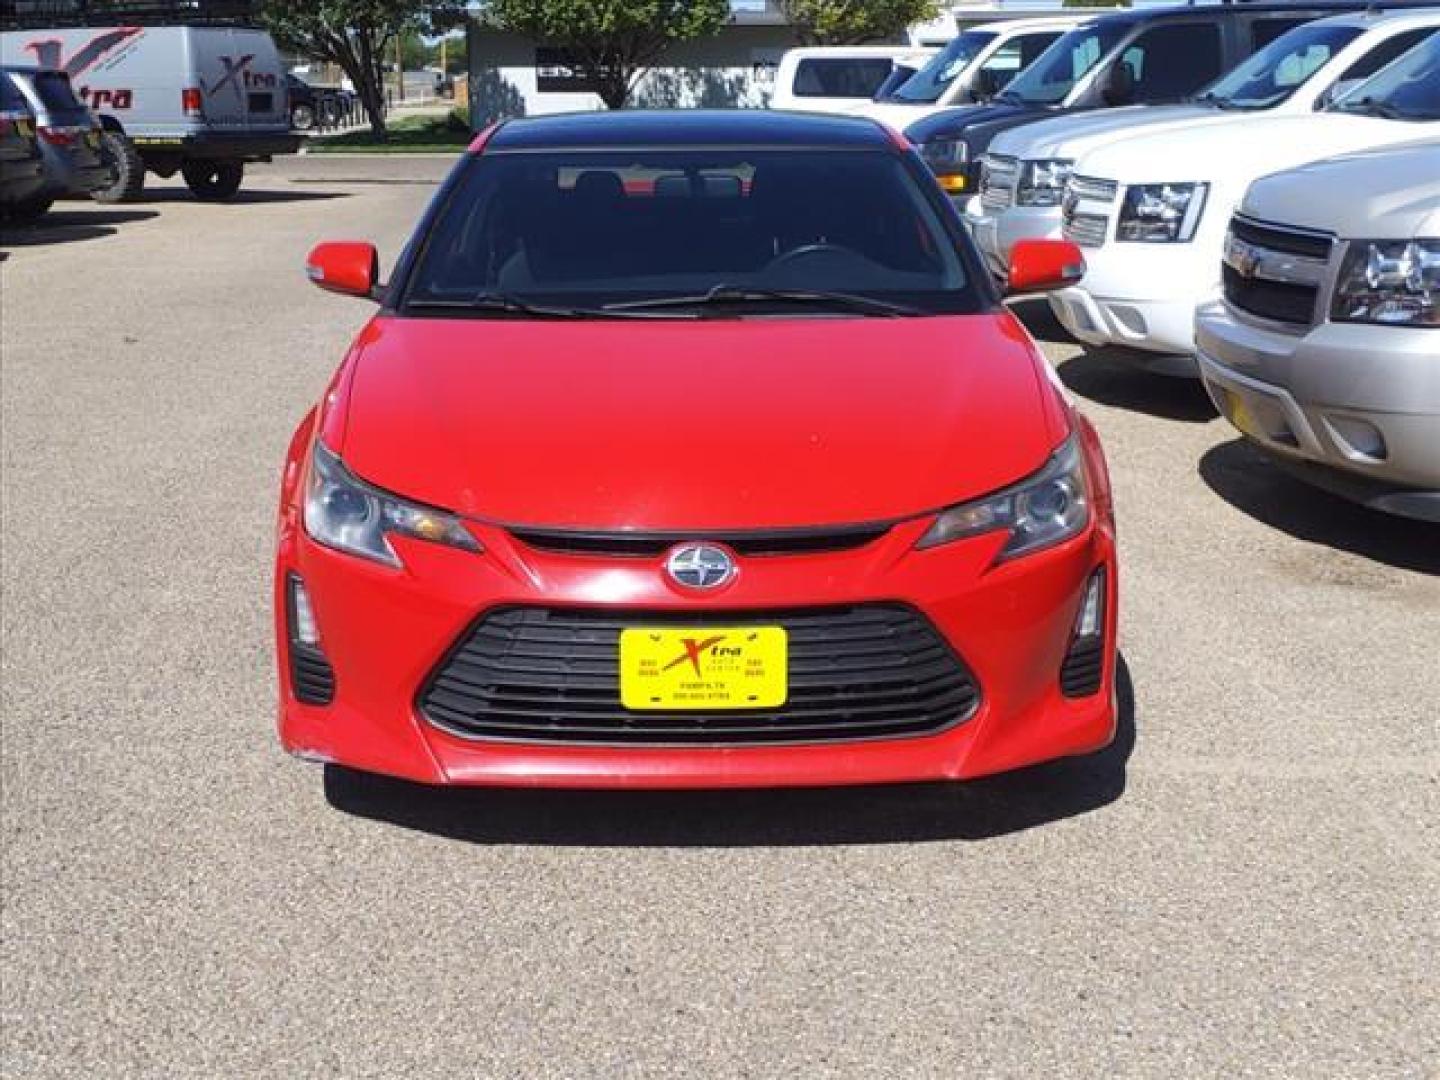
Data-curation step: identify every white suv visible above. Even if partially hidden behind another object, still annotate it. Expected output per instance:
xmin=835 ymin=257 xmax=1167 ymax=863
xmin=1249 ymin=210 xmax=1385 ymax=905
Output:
xmin=970 ymin=10 xmax=1440 ymax=278
xmin=1049 ymin=31 xmax=1440 ymax=373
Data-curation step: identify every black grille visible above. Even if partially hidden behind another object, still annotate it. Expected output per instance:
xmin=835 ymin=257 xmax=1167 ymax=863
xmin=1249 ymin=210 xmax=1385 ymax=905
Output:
xmin=1230 ymin=215 xmax=1333 ymax=261
xmin=419 ymin=605 xmax=980 ymax=745
xmin=1060 ymin=639 xmax=1105 ymax=698
xmin=509 ymin=525 xmax=890 ymax=558
xmin=291 ymin=646 xmax=335 ymax=705
xmin=1223 ymin=264 xmax=1317 ymax=326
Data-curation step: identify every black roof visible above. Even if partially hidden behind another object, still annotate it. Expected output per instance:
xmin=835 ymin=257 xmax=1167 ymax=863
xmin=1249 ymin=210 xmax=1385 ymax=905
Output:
xmin=486 ymin=110 xmax=899 ymax=152
xmin=1 ymin=0 xmax=263 ymax=29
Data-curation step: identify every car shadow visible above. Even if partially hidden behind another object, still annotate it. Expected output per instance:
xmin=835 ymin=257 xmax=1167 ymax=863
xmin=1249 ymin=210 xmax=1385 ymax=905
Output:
xmin=1007 ymin=295 xmax=1076 ymax=346
xmin=1056 ymin=349 xmax=1219 ymax=423
xmin=131 ymin=188 xmax=350 ymax=205
xmin=1200 ymin=439 xmax=1440 ymax=575
xmin=322 ymin=658 xmax=1137 ymax=848
xmin=0 ymin=208 xmax=158 ymax=247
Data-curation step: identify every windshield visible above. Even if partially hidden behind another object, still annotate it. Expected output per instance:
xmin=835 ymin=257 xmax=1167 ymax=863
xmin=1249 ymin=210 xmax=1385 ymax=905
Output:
xmin=999 ymin=21 xmax=1132 ymax=105
xmin=1331 ymin=31 xmax=1440 ymax=120
xmin=887 ymin=31 xmax=997 ymax=104
xmin=404 ymin=149 xmax=978 ymax=317
xmin=1199 ymin=24 xmax=1362 ymax=109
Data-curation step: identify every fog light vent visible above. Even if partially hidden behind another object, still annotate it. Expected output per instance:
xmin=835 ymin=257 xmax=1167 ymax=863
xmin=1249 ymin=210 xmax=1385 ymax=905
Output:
xmin=1060 ymin=569 xmax=1107 ymax=699
xmin=287 ymin=574 xmax=335 ymax=705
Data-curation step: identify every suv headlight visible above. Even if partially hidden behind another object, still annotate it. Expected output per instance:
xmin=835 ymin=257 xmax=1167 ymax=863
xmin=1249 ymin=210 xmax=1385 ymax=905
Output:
xmin=919 ymin=137 xmax=968 ymax=173
xmin=1117 ymin=182 xmax=1207 ymax=243
xmin=304 ymin=442 xmax=481 ymax=567
xmin=1016 ymin=158 xmax=1073 ymax=207
xmin=917 ymin=435 xmax=1090 ymax=560
xmin=1331 ymin=239 xmax=1439 ymax=327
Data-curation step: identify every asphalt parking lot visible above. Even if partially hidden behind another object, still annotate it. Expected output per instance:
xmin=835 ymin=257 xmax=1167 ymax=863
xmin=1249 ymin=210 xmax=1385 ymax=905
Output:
xmin=3 ymin=158 xmax=1437 ymax=1078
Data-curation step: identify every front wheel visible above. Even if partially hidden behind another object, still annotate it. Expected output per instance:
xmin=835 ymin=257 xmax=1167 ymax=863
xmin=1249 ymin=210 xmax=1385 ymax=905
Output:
xmin=93 ymin=130 xmax=146 ymax=203
xmin=182 ymin=160 xmax=244 ymax=201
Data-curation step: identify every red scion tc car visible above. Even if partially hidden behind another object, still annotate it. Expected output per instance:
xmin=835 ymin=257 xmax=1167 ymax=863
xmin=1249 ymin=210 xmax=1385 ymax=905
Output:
xmin=277 ymin=110 xmax=1116 ymax=790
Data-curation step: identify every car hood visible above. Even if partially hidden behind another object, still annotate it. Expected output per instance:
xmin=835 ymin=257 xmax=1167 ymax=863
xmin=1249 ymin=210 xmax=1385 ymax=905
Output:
xmin=990 ymin=104 xmax=1228 ymax=160
xmin=1240 ymin=138 xmax=1440 ymax=238
xmin=850 ymin=101 xmax=949 ymax=132
xmin=904 ymin=102 xmax=1037 ymax=142
xmin=336 ymin=314 xmax=1064 ymax=531
xmin=1073 ymin=113 xmax=1426 ymax=186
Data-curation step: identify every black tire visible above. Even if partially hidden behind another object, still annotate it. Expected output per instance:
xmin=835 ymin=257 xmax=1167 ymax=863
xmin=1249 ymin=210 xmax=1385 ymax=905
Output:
xmin=2 ymin=195 xmax=54 ymax=226
xmin=291 ymin=103 xmax=316 ymax=131
xmin=182 ymin=160 xmax=244 ymax=201
xmin=93 ymin=130 xmax=146 ymax=203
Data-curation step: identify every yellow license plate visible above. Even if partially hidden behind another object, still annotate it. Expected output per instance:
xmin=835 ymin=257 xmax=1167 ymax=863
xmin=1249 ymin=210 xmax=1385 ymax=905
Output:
xmin=620 ymin=627 xmax=788 ymax=711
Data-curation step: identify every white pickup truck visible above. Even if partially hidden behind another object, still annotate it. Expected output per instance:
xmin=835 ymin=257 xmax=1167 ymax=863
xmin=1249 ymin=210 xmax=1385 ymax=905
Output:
xmin=1048 ymin=30 xmax=1440 ymax=373
xmin=970 ymin=10 xmax=1440 ymax=277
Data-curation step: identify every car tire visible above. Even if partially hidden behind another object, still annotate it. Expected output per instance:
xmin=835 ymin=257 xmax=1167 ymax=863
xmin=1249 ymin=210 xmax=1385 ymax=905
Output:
xmin=2 ymin=195 xmax=54 ymax=225
xmin=291 ymin=103 xmax=316 ymax=131
xmin=93 ymin=131 xmax=146 ymax=204
xmin=182 ymin=160 xmax=244 ymax=201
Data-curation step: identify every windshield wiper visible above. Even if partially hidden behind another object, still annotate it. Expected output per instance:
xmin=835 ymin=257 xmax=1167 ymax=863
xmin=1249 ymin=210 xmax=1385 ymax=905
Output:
xmin=1333 ymin=96 xmax=1403 ymax=119
xmin=603 ymin=284 xmax=927 ymax=318
xmin=995 ymin=90 xmax=1025 ymax=105
xmin=406 ymin=291 xmax=681 ymax=320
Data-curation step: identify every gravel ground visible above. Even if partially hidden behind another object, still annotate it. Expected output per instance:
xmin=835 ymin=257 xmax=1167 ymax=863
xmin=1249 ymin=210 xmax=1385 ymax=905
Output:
xmin=2 ymin=161 xmax=1436 ymax=1079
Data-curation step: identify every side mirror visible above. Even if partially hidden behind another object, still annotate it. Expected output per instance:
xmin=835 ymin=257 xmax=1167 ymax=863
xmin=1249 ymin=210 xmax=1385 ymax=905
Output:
xmin=1008 ymin=239 xmax=1085 ymax=294
xmin=1101 ymin=61 xmax=1135 ymax=107
xmin=973 ymin=67 xmax=1002 ymax=102
xmin=306 ymin=241 xmax=382 ymax=300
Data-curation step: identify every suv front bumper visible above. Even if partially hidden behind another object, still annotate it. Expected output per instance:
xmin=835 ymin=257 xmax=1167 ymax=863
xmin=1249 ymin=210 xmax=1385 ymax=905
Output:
xmin=1196 ymin=302 xmax=1440 ymax=522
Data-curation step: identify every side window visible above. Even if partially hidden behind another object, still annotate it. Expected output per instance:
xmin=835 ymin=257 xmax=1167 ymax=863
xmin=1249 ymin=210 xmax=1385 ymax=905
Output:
xmin=1252 ymin=18 xmax=1308 ymax=50
xmin=1339 ymin=28 xmax=1437 ymax=83
xmin=1121 ymin=23 xmax=1225 ymax=102
xmin=978 ymin=39 xmax=1025 ymax=85
xmin=793 ymin=58 xmax=896 ymax=98
xmin=1019 ymin=31 xmax=1063 ymax=69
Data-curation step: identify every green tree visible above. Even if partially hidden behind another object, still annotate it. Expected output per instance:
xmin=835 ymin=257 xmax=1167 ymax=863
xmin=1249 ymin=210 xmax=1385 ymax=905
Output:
xmin=779 ymin=0 xmax=941 ymax=46
xmin=264 ymin=0 xmax=464 ymax=138
xmin=485 ymin=0 xmax=731 ymax=110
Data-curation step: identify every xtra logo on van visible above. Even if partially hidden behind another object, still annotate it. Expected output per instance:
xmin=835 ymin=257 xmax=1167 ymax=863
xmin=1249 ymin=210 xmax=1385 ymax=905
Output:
xmin=208 ymin=55 xmax=278 ymax=99
xmin=23 ymin=26 xmax=143 ymax=78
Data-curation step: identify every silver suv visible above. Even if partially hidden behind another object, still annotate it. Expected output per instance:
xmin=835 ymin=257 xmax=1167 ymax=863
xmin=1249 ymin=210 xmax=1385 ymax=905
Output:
xmin=1196 ymin=139 xmax=1440 ymax=522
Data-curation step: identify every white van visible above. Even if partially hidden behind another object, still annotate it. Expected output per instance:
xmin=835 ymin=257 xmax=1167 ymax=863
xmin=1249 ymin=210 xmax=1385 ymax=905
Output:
xmin=770 ymin=47 xmax=939 ymax=114
xmin=0 ymin=21 xmax=298 ymax=201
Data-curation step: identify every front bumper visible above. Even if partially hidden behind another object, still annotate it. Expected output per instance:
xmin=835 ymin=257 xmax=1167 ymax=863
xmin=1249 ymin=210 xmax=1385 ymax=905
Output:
xmin=1048 ymin=241 xmax=1216 ymax=366
xmin=1196 ymin=302 xmax=1440 ymax=521
xmin=275 ymin=436 xmax=1119 ymax=790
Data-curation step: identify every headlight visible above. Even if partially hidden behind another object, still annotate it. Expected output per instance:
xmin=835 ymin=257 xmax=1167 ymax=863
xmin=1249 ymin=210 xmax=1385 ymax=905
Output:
xmin=303 ymin=441 xmax=481 ymax=567
xmin=917 ymin=435 xmax=1090 ymax=560
xmin=1330 ymin=239 xmax=1439 ymax=327
xmin=919 ymin=137 xmax=968 ymax=173
xmin=1117 ymin=182 xmax=1207 ymax=243
xmin=1016 ymin=158 xmax=1073 ymax=207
